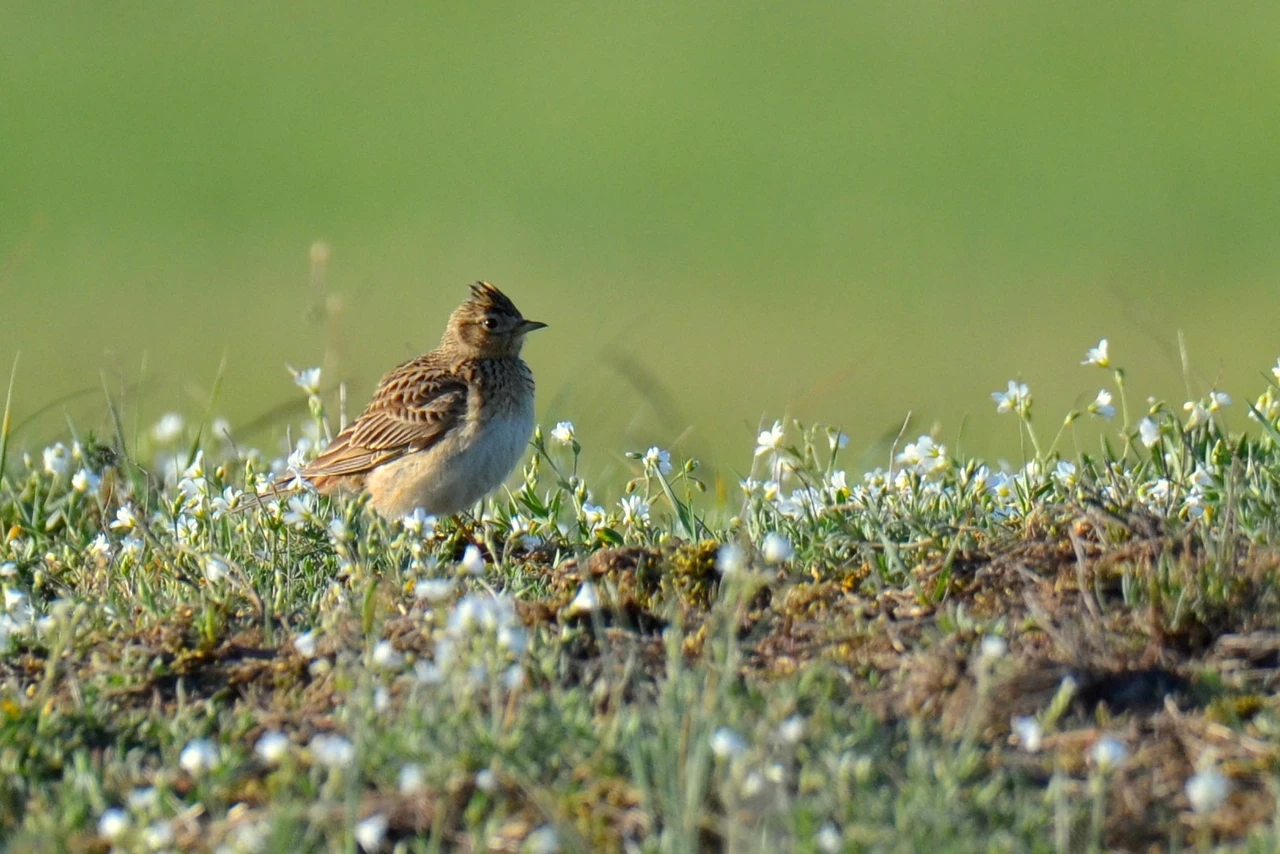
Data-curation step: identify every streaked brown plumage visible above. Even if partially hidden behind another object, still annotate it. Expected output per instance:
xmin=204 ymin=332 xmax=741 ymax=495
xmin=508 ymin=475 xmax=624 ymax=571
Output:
xmin=259 ymin=281 xmax=545 ymax=518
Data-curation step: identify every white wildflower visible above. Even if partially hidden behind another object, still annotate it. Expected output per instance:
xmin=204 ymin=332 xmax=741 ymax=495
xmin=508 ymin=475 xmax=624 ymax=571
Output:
xmin=642 ymin=446 xmax=672 ymax=476
xmin=308 ymin=733 xmax=355 ymax=768
xmin=1088 ymin=389 xmax=1116 ymax=420
xmin=475 ymin=768 xmax=498 ymax=792
xmin=142 ymin=821 xmax=175 ymax=850
xmin=293 ymin=630 xmax=319 ymax=659
xmin=1052 ymin=460 xmax=1077 ymax=490
xmin=754 ymin=421 xmax=785 ymax=457
xmin=401 ymin=507 xmax=436 ymax=537
xmin=414 ymin=578 xmax=455 ymax=602
xmin=289 ymin=365 xmax=323 ymax=396
xmin=777 ymin=715 xmax=805 ymax=745
xmin=178 ymin=738 xmax=220 ymax=777
xmin=1185 ymin=769 xmax=1229 ymax=814
xmin=1011 ymin=716 xmax=1042 ymax=752
xmin=1184 ymin=400 xmax=1210 ymax=429
xmin=88 ymin=533 xmax=112 ymax=563
xmin=1090 ymin=735 xmax=1128 ymax=772
xmin=992 ymin=381 xmax=1031 ymax=416
xmin=565 ymin=581 xmax=600 ymax=616
xmin=110 ymin=504 xmax=138 ymax=531
xmin=525 ymin=826 xmax=560 ymax=854
xmin=618 ymin=495 xmax=650 ymax=527
xmin=98 ymin=808 xmax=131 ymax=842
xmin=371 ymin=640 xmax=404 ymax=670
xmin=710 ymin=727 xmax=747 ymax=760
xmin=398 ymin=763 xmax=426 ymax=794
xmin=151 ymin=412 xmax=184 ymax=444
xmin=458 ymin=544 xmax=485 ymax=576
xmin=255 ymin=731 xmax=291 ymax=765
xmin=1138 ymin=417 xmax=1161 ymax=448
xmin=354 ymin=814 xmax=388 ymax=852
xmin=979 ymin=635 xmax=1007 ymax=661
xmin=815 ymin=823 xmax=843 ymax=853
xmin=550 ymin=421 xmax=575 ymax=445
xmin=716 ymin=542 xmax=746 ymax=575
xmin=581 ymin=503 xmax=606 ymax=533
xmin=1082 ymin=338 xmax=1110 ymax=368
xmin=71 ymin=467 xmax=101 ymax=494
xmin=762 ymin=532 xmax=793 ymax=564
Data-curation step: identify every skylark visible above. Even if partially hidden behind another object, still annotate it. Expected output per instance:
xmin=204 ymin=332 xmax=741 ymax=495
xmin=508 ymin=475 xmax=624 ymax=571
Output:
xmin=260 ymin=282 xmax=545 ymax=519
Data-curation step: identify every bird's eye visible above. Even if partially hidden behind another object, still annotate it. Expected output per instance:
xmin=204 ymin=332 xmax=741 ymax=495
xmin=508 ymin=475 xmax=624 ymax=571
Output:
xmin=482 ymin=317 xmax=499 ymax=330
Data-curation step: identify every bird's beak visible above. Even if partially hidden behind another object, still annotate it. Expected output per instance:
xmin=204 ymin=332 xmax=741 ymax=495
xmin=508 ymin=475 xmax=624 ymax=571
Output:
xmin=518 ymin=319 xmax=548 ymax=334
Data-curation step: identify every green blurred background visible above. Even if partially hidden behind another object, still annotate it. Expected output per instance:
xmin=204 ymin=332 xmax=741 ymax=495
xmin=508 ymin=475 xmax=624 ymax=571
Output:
xmin=3 ymin=3 xmax=1279 ymax=481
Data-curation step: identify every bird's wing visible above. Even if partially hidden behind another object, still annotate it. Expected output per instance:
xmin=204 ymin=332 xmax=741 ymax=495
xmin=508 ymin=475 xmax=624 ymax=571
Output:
xmin=299 ymin=356 xmax=469 ymax=479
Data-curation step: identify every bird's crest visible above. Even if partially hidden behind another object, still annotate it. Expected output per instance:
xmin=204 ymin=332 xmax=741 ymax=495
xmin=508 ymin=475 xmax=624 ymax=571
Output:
xmin=467 ymin=281 xmax=520 ymax=316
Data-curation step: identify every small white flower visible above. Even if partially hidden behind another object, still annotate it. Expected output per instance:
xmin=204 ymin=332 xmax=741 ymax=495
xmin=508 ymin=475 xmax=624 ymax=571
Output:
xmin=710 ymin=727 xmax=747 ymax=760
xmin=371 ymin=640 xmax=404 ymax=670
xmin=979 ymin=635 xmax=1007 ymax=661
xmin=581 ymin=503 xmax=606 ymax=533
xmin=110 ymin=503 xmax=138 ymax=532
xmin=565 ymin=581 xmax=600 ymax=616
xmin=98 ymin=808 xmax=131 ymax=841
xmin=1138 ymin=417 xmax=1161 ymax=449
xmin=399 ymin=763 xmax=426 ymax=794
xmin=525 ymin=826 xmax=560 ymax=854
xmin=777 ymin=715 xmax=805 ymax=745
xmin=1273 ymin=358 xmax=1280 ymax=384
xmin=1082 ymin=338 xmax=1110 ymax=368
xmin=1088 ymin=389 xmax=1116 ymax=420
xmin=203 ymin=554 xmax=230 ymax=584
xmin=618 ymin=495 xmax=650 ymax=527
xmin=474 ymin=768 xmax=497 ymax=792
xmin=119 ymin=536 xmax=144 ymax=563
xmin=255 ymin=731 xmax=291 ymax=765
xmin=754 ymin=421 xmax=786 ymax=457
xmin=1252 ymin=388 xmax=1280 ymax=422
xmin=716 ymin=542 xmax=746 ymax=575
xmin=293 ymin=630 xmax=319 ymax=659
xmin=0 ymin=563 xmax=14 ymax=579
xmin=642 ymin=446 xmax=672 ymax=476
xmin=71 ymin=467 xmax=100 ymax=494
xmin=5 ymin=589 xmax=28 ymax=613
xmin=1090 ymin=735 xmax=1128 ymax=771
xmin=1185 ymin=769 xmax=1229 ymax=814
xmin=210 ymin=416 xmax=232 ymax=442
xmin=354 ymin=813 xmax=388 ymax=852
xmin=992 ymin=381 xmax=1031 ymax=416
xmin=289 ymin=365 xmax=323 ymax=396
xmin=458 ymin=544 xmax=485 ymax=576
xmin=1011 ymin=716 xmax=1042 ymax=752
xmin=1207 ymin=390 xmax=1231 ymax=411
xmin=550 ymin=421 xmax=575 ymax=445
xmin=401 ymin=507 xmax=436 ymax=537
xmin=178 ymin=738 xmax=220 ymax=777
xmin=126 ymin=786 xmax=159 ymax=812
xmin=1184 ymin=400 xmax=1210 ymax=429
xmin=1052 ymin=460 xmax=1077 ymax=490
xmin=815 ymin=823 xmax=842 ymax=854
xmin=414 ymin=578 xmax=455 ymax=602
xmin=762 ymin=532 xmax=793 ymax=564
xmin=308 ymin=733 xmax=355 ymax=768
xmin=88 ymin=533 xmax=112 ymax=563
xmin=142 ymin=821 xmax=174 ymax=850
xmin=828 ymin=430 xmax=850 ymax=451
xmin=151 ymin=412 xmax=185 ymax=444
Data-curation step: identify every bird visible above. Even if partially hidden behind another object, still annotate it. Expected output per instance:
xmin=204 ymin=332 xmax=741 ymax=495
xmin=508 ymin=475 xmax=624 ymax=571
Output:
xmin=255 ymin=281 xmax=545 ymax=519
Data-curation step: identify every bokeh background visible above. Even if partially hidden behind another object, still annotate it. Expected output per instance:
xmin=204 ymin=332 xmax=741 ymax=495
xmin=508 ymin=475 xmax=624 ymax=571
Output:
xmin=4 ymin=3 xmax=1279 ymax=482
